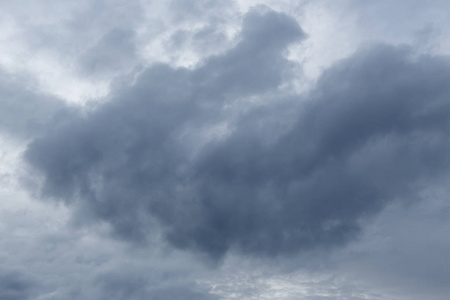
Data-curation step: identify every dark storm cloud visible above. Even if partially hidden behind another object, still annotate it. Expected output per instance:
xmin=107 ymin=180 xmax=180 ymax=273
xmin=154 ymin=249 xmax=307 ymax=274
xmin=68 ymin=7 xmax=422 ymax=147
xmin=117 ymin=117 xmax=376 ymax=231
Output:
xmin=25 ymin=7 xmax=450 ymax=261
xmin=25 ymin=7 xmax=304 ymax=249
xmin=174 ymin=46 xmax=450 ymax=258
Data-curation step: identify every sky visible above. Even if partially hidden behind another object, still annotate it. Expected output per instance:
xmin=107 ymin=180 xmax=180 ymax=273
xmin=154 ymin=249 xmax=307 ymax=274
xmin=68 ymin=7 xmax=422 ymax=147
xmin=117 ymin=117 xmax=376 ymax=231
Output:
xmin=1 ymin=1 xmax=450 ymax=299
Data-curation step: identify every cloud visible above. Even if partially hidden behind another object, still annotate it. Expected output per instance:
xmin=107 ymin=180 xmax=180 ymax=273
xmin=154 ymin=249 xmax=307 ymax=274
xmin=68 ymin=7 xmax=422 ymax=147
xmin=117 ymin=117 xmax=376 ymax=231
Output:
xmin=92 ymin=269 xmax=218 ymax=300
xmin=0 ymin=69 xmax=74 ymax=139
xmin=24 ymin=7 xmax=304 ymax=257
xmin=0 ymin=270 xmax=36 ymax=300
xmin=169 ymin=0 xmax=233 ymax=22
xmin=78 ymin=28 xmax=137 ymax=77
xmin=174 ymin=44 xmax=450 ymax=258
xmin=24 ymin=6 xmax=450 ymax=265
xmin=331 ymin=186 xmax=450 ymax=300
xmin=0 ymin=180 xmax=218 ymax=300
xmin=0 ymin=2 xmax=449 ymax=300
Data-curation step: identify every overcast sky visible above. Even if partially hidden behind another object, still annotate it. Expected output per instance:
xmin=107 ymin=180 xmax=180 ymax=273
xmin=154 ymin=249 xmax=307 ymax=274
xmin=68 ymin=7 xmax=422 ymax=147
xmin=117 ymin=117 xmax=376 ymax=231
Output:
xmin=1 ymin=1 xmax=450 ymax=299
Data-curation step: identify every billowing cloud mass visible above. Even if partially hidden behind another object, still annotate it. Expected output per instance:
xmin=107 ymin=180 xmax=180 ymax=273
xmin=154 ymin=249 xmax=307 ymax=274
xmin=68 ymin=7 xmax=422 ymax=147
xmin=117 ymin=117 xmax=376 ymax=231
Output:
xmin=2 ymin=1 xmax=450 ymax=299
xmin=26 ymin=8 xmax=450 ymax=260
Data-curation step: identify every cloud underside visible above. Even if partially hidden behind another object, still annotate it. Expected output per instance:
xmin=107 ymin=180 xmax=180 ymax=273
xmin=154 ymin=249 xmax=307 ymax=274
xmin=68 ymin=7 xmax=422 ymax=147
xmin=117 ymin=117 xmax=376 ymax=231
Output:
xmin=25 ymin=8 xmax=450 ymax=260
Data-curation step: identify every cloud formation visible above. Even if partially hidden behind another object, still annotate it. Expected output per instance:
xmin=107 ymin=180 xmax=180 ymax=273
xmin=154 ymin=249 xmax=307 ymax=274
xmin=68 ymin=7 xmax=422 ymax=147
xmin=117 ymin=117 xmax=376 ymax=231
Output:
xmin=25 ymin=7 xmax=450 ymax=263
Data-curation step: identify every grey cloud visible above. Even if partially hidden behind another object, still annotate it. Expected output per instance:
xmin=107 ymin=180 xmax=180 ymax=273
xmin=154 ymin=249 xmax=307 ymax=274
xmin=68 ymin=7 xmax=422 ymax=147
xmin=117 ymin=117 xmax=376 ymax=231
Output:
xmin=165 ymin=0 xmax=237 ymax=65
xmin=78 ymin=28 xmax=137 ymax=77
xmin=192 ymin=7 xmax=304 ymax=99
xmin=184 ymin=45 xmax=450 ymax=257
xmin=0 ymin=69 xmax=75 ymax=139
xmin=167 ymin=26 xmax=229 ymax=58
xmin=26 ymin=8 xmax=304 ymax=248
xmin=2 ymin=0 xmax=143 ymax=55
xmin=92 ymin=270 xmax=218 ymax=300
xmin=25 ymin=7 xmax=450 ymax=263
xmin=169 ymin=0 xmax=233 ymax=23
xmin=0 ymin=190 xmax=217 ymax=300
xmin=0 ymin=0 xmax=147 ymax=90
xmin=334 ymin=193 xmax=450 ymax=300
xmin=0 ymin=270 xmax=36 ymax=300
xmin=346 ymin=0 xmax=450 ymax=53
